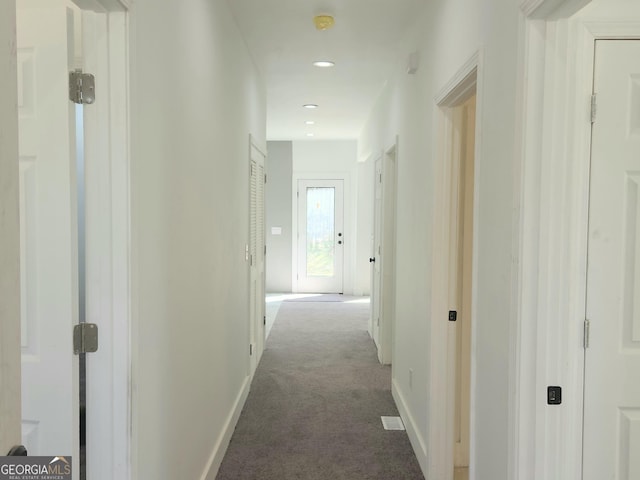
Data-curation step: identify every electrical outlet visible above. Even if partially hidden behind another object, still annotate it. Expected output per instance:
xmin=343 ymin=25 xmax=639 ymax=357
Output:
xmin=409 ymin=369 xmax=413 ymax=389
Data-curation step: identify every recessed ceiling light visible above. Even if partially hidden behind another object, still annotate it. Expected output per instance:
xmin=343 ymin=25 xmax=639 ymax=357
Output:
xmin=307 ymin=133 xmax=315 ymax=137
xmin=305 ymin=121 xmax=315 ymax=125
xmin=313 ymin=61 xmax=335 ymax=68
xmin=303 ymin=104 xmax=318 ymax=109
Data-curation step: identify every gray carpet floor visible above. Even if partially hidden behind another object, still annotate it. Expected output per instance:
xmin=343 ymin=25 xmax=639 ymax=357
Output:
xmin=216 ymin=301 xmax=425 ymax=480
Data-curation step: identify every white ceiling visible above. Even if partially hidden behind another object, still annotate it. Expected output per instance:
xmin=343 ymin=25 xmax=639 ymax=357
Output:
xmin=227 ymin=0 xmax=427 ymax=141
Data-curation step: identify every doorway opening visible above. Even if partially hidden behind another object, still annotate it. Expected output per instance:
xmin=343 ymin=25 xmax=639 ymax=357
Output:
xmin=450 ymin=92 xmax=476 ymax=480
xmin=429 ymin=58 xmax=478 ymax=480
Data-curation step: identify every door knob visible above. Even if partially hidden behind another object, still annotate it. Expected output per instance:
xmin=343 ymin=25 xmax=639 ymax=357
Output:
xmin=369 ymin=257 xmax=376 ymax=263
xmin=7 ymin=445 xmax=27 ymax=456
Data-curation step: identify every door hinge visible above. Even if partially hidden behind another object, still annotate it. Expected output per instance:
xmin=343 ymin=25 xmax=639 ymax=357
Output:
xmin=584 ymin=319 xmax=591 ymax=349
xmin=264 ymin=174 xmax=267 ymax=184
xmin=264 ymin=245 xmax=267 ymax=255
xmin=250 ymin=344 xmax=253 ymax=356
xmin=73 ymin=323 xmax=99 ymax=355
xmin=379 ymin=173 xmax=382 ymax=183
xmin=263 ymin=316 xmax=266 ymax=326
xmin=590 ymin=94 xmax=597 ymax=123
xmin=69 ymin=69 xmax=95 ymax=105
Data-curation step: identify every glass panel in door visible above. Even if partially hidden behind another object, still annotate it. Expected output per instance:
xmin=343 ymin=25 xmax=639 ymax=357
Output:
xmin=306 ymin=187 xmax=335 ymax=277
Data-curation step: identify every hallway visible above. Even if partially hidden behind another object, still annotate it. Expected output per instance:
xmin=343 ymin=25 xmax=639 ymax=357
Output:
xmin=216 ymin=297 xmax=424 ymax=480
xmin=2 ymin=1 xmax=639 ymax=479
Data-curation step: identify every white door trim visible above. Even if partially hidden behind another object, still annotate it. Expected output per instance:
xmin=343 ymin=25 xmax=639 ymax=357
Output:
xmin=509 ymin=15 xmax=548 ymax=480
xmin=84 ymin=7 xmax=131 ymax=480
xmin=63 ymin=2 xmax=131 ymax=478
xmin=77 ymin=4 xmax=131 ymax=480
xmin=428 ymin=53 xmax=480 ymax=480
xmin=513 ymin=1 xmax=640 ymax=479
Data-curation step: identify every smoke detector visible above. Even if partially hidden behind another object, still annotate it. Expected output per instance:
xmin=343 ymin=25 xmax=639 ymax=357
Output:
xmin=314 ymin=15 xmax=335 ymax=31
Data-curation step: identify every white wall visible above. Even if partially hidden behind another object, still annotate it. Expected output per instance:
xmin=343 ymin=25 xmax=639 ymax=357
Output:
xmin=359 ymin=0 xmax=521 ymax=477
xmin=128 ymin=0 xmax=266 ymax=478
xmin=291 ymin=140 xmax=370 ymax=295
xmin=0 ymin=0 xmax=22 ymax=453
xmin=265 ymin=141 xmax=293 ymax=292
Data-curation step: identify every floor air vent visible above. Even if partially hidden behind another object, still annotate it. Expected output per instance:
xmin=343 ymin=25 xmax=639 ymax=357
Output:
xmin=381 ymin=416 xmax=405 ymax=431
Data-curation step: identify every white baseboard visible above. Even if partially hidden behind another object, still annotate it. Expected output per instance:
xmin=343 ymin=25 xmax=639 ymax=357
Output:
xmin=201 ymin=375 xmax=252 ymax=480
xmin=392 ymin=378 xmax=429 ymax=476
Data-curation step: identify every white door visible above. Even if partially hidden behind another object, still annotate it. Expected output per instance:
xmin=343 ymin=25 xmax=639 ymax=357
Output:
xmin=297 ymin=179 xmax=344 ymax=293
xmin=249 ymin=143 xmax=266 ymax=373
xmin=17 ymin=1 xmax=79 ymax=467
xmin=371 ymin=148 xmax=397 ymax=365
xmin=584 ymin=39 xmax=640 ymax=480
xmin=371 ymin=159 xmax=383 ymax=346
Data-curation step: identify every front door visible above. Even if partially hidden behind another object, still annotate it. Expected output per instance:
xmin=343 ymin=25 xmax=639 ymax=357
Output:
xmin=296 ymin=179 xmax=344 ymax=293
xmin=583 ymin=39 xmax=640 ymax=480
xmin=17 ymin=1 xmax=79 ymax=469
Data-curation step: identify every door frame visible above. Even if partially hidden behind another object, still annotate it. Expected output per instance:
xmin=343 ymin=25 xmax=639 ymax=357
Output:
xmin=291 ymin=172 xmax=350 ymax=293
xmin=78 ymin=4 xmax=131 ymax=479
xmin=1 ymin=0 xmax=132 ymax=475
xmin=513 ymin=2 xmax=640 ymax=479
xmin=450 ymin=94 xmax=475 ymax=469
xmin=428 ymin=53 xmax=480 ymax=480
